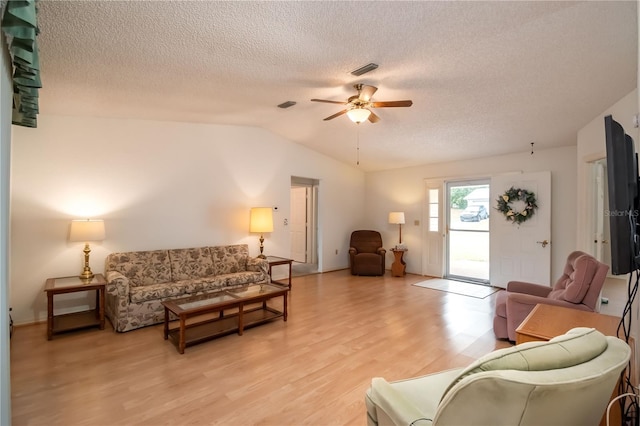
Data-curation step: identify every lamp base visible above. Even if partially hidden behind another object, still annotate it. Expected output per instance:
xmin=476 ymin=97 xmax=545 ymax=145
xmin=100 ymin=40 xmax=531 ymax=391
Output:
xmin=79 ymin=243 xmax=94 ymax=280
xmin=79 ymin=269 xmax=94 ymax=280
xmin=257 ymin=234 xmax=267 ymax=259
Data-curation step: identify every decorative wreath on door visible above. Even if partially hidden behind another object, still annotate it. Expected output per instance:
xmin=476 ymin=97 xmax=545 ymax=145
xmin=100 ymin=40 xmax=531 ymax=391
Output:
xmin=495 ymin=187 xmax=538 ymax=225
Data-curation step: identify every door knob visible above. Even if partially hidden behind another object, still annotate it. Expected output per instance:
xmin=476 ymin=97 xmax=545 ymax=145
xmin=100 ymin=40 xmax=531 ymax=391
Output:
xmin=536 ymin=239 xmax=550 ymax=248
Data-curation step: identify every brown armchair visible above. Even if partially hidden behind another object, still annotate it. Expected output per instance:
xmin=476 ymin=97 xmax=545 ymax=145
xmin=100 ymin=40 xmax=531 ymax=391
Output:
xmin=493 ymin=250 xmax=609 ymax=341
xmin=349 ymin=230 xmax=386 ymax=276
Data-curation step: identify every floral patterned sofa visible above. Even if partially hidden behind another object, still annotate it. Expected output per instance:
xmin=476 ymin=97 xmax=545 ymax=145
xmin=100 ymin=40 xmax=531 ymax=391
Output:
xmin=104 ymin=244 xmax=269 ymax=332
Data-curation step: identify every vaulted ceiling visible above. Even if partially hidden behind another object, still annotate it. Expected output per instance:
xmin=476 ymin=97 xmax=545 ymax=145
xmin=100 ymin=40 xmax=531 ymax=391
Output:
xmin=36 ymin=1 xmax=637 ymax=172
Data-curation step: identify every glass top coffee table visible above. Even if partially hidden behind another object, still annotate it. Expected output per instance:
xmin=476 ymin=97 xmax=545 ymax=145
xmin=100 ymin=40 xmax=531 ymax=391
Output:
xmin=162 ymin=283 xmax=289 ymax=354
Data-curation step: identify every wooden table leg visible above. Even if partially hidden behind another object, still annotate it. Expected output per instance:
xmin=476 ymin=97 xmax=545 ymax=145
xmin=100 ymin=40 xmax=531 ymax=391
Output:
xmin=46 ymin=292 xmax=54 ymax=340
xmin=283 ymin=292 xmax=288 ymax=321
xmin=163 ymin=306 xmax=169 ymax=340
xmin=98 ymin=287 xmax=105 ymax=330
xmin=238 ymin=304 xmax=244 ymax=336
xmin=178 ymin=315 xmax=186 ymax=354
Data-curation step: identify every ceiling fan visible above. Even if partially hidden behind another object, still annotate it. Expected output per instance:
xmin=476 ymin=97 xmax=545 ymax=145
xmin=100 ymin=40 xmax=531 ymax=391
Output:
xmin=311 ymin=84 xmax=413 ymax=124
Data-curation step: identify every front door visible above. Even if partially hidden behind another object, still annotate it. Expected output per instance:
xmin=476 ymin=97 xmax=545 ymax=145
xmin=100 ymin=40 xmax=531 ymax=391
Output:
xmin=489 ymin=171 xmax=551 ymax=288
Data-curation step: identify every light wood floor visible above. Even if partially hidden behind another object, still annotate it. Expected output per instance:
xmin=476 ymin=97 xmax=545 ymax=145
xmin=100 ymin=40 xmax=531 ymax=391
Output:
xmin=10 ymin=270 xmax=510 ymax=426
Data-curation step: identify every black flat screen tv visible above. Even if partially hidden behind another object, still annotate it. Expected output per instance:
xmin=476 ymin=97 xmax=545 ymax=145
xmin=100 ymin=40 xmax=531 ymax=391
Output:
xmin=604 ymin=115 xmax=640 ymax=275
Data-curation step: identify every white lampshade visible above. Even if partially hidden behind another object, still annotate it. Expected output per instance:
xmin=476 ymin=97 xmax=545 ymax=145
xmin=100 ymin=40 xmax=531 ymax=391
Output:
xmin=388 ymin=212 xmax=405 ymax=225
xmin=346 ymin=108 xmax=371 ymax=124
xmin=69 ymin=219 xmax=106 ymax=242
xmin=250 ymin=207 xmax=274 ymax=233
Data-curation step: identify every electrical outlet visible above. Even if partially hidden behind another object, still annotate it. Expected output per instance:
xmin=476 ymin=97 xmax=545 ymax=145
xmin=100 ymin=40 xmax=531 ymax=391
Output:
xmin=414 ymin=220 xmax=420 ymax=226
xmin=283 ymin=218 xmax=288 ymax=226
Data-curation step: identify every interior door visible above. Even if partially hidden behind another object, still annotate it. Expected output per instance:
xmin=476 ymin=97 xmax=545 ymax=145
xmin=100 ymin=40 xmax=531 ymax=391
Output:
xmin=290 ymin=186 xmax=307 ymax=263
xmin=592 ymin=159 xmax=611 ymax=266
xmin=489 ymin=171 xmax=551 ymax=288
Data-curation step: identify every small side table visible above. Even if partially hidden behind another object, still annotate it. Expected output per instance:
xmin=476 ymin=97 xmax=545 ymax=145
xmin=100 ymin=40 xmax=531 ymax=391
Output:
xmin=265 ymin=256 xmax=293 ymax=290
xmin=391 ymin=249 xmax=407 ymax=277
xmin=44 ymin=274 xmax=106 ymax=340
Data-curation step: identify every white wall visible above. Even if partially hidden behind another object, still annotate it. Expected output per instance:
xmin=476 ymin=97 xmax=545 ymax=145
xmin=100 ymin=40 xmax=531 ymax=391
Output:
xmin=10 ymin=115 xmax=365 ymax=325
xmin=1 ymin=20 xmax=12 ymax=426
xmin=365 ymin=145 xmax=577 ymax=281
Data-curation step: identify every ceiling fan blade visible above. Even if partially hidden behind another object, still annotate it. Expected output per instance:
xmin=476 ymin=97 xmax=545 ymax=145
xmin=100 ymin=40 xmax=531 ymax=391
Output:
xmin=323 ymin=110 xmax=347 ymax=121
xmin=371 ymin=100 xmax=413 ymax=108
xmin=359 ymin=85 xmax=378 ymax=102
xmin=368 ymin=111 xmax=380 ymax=123
xmin=311 ymin=99 xmax=347 ymax=105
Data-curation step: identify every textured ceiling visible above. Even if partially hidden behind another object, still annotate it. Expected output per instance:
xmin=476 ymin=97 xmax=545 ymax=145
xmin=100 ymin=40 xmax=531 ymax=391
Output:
xmin=36 ymin=1 xmax=637 ymax=172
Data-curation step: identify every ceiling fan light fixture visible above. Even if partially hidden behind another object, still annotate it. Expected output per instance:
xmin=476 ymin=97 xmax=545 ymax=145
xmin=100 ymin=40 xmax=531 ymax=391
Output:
xmin=346 ymin=108 xmax=371 ymax=124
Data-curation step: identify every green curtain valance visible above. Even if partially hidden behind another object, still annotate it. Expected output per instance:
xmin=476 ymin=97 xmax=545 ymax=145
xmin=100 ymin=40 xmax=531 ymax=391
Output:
xmin=2 ymin=0 xmax=41 ymax=128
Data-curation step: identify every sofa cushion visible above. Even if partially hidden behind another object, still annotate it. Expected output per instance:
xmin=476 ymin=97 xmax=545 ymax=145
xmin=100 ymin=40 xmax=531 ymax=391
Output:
xmin=223 ymin=271 xmax=266 ymax=287
xmin=441 ymin=327 xmax=607 ymax=400
xmin=169 ymin=247 xmax=216 ymax=281
xmin=212 ymin=245 xmax=248 ymax=275
xmin=106 ymin=250 xmax=172 ymax=287
xmin=129 ymin=281 xmax=186 ymax=303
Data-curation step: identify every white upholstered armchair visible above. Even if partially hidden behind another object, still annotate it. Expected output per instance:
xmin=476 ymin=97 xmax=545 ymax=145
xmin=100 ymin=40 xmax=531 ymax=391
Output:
xmin=365 ymin=328 xmax=630 ymax=426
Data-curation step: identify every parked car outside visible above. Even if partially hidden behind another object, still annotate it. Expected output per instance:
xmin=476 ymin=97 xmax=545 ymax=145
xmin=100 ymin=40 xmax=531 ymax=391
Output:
xmin=460 ymin=205 xmax=489 ymax=222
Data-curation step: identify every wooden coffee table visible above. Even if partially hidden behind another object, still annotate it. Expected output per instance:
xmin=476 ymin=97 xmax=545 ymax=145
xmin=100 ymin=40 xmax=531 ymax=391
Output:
xmin=162 ymin=283 xmax=288 ymax=354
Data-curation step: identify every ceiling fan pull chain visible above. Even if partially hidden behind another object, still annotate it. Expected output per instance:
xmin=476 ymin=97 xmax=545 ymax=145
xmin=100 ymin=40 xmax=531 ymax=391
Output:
xmin=356 ymin=124 xmax=360 ymax=165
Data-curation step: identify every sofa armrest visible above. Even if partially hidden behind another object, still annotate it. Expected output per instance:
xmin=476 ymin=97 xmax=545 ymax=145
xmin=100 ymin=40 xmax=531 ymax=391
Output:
xmin=105 ymin=270 xmax=130 ymax=298
xmin=377 ymin=247 xmax=386 ymax=256
xmin=349 ymin=247 xmax=358 ymax=255
xmin=368 ymin=378 xmax=434 ymax=426
xmin=508 ymin=292 xmax=590 ymax=311
xmin=247 ymin=257 xmax=269 ymax=276
xmin=506 ymin=281 xmax=553 ymax=298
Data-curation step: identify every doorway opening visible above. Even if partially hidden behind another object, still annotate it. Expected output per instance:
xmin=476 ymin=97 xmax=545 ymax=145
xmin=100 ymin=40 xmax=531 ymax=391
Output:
xmin=445 ymin=180 xmax=490 ymax=284
xmin=290 ymin=176 xmax=319 ymax=277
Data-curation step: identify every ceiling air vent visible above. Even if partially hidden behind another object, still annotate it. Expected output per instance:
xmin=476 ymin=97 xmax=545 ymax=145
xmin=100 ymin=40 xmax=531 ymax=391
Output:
xmin=277 ymin=101 xmax=297 ymax=109
xmin=351 ymin=63 xmax=378 ymax=76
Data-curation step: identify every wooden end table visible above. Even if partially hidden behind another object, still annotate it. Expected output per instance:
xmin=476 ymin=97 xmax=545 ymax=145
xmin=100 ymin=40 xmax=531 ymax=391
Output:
xmin=390 ymin=248 xmax=407 ymax=277
xmin=265 ymin=256 xmax=293 ymax=290
xmin=515 ymin=303 xmax=621 ymax=344
xmin=44 ymin=274 xmax=106 ymax=340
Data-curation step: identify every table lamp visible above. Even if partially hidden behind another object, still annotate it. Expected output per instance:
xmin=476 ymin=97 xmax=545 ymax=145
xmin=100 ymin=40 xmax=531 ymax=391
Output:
xmin=250 ymin=207 xmax=273 ymax=259
xmin=388 ymin=212 xmax=405 ymax=245
xmin=69 ymin=219 xmax=105 ymax=280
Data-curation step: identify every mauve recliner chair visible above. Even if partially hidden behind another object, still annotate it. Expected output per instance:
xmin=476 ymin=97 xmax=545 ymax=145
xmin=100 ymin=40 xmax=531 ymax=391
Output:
xmin=493 ymin=250 xmax=609 ymax=341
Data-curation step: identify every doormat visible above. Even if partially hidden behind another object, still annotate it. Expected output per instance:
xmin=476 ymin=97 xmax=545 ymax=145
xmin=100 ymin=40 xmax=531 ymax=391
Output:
xmin=412 ymin=279 xmax=500 ymax=299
